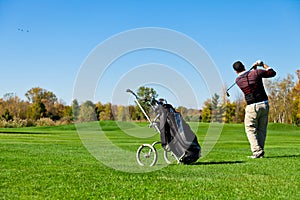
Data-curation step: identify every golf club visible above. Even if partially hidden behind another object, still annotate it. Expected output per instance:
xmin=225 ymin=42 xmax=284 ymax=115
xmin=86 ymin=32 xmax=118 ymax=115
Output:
xmin=126 ymin=89 xmax=139 ymax=99
xmin=226 ymin=66 xmax=255 ymax=97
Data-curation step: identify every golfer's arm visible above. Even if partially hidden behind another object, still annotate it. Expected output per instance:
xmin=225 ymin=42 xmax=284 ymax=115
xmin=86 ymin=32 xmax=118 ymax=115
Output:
xmin=262 ymin=63 xmax=276 ymax=77
xmin=263 ymin=63 xmax=271 ymax=70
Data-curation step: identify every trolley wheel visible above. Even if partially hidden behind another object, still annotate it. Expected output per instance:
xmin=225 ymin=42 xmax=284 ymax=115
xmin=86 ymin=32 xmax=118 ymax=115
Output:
xmin=163 ymin=149 xmax=178 ymax=164
xmin=136 ymin=144 xmax=158 ymax=166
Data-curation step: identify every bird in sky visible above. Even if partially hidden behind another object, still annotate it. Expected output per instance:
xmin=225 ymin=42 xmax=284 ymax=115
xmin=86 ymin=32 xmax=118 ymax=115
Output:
xmin=18 ymin=28 xmax=29 ymax=32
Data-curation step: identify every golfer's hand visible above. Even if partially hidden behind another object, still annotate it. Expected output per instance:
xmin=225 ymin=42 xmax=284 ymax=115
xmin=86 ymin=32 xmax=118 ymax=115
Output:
xmin=252 ymin=60 xmax=264 ymax=68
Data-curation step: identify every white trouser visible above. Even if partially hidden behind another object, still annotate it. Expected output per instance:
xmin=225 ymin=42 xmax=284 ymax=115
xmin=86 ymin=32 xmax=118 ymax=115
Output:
xmin=244 ymin=101 xmax=269 ymax=154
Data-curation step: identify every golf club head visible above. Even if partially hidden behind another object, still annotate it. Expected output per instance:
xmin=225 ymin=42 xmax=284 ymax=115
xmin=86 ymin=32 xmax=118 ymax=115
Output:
xmin=126 ymin=89 xmax=133 ymax=93
xmin=226 ymin=92 xmax=230 ymax=97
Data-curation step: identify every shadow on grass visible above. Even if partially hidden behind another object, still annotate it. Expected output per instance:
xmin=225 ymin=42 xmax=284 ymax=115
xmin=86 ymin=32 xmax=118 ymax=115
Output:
xmin=0 ymin=131 xmax=48 ymax=134
xmin=191 ymin=160 xmax=245 ymax=165
xmin=265 ymin=154 xmax=300 ymax=159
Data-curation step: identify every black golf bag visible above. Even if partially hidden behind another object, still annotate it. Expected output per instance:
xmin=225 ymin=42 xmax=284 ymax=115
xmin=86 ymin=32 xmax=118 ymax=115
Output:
xmin=157 ymin=103 xmax=201 ymax=164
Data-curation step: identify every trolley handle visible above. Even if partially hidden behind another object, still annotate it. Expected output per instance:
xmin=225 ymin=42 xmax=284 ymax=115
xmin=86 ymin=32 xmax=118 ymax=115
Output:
xmin=126 ymin=88 xmax=154 ymax=123
xmin=126 ymin=89 xmax=139 ymax=100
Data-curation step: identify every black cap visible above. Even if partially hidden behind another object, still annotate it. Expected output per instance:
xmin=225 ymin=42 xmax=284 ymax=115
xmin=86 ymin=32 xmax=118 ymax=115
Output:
xmin=233 ymin=61 xmax=245 ymax=72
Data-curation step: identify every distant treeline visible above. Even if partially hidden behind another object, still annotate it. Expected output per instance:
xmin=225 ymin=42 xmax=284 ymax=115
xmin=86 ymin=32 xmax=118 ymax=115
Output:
xmin=0 ymin=70 xmax=299 ymax=127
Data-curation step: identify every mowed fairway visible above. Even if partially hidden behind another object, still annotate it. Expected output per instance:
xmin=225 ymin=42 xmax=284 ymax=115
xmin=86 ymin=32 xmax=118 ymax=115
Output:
xmin=1 ymin=122 xmax=299 ymax=199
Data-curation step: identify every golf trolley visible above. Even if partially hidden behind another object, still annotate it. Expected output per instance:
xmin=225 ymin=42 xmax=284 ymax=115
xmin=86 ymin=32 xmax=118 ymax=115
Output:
xmin=126 ymin=89 xmax=201 ymax=166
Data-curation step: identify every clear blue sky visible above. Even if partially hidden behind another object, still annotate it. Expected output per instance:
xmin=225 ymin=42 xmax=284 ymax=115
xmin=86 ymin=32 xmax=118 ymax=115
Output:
xmin=1 ymin=0 xmax=299 ymax=108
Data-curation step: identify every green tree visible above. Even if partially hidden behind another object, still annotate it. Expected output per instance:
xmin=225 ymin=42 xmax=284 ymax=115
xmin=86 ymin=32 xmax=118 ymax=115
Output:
xmin=72 ymin=99 xmax=80 ymax=121
xmin=63 ymin=105 xmax=73 ymax=119
xmin=136 ymin=86 xmax=158 ymax=120
xmin=211 ymin=93 xmax=223 ymax=123
xmin=29 ymin=101 xmax=46 ymax=120
xmin=2 ymin=108 xmax=13 ymax=121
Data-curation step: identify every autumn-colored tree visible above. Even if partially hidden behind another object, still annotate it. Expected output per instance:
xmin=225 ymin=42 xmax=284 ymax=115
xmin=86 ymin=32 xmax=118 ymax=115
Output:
xmin=0 ymin=93 xmax=29 ymax=120
xmin=201 ymin=99 xmax=212 ymax=123
xmin=233 ymin=94 xmax=246 ymax=123
xmin=127 ymin=105 xmax=137 ymax=120
xmin=265 ymin=74 xmax=295 ymax=123
xmin=99 ymin=103 xmax=113 ymax=121
xmin=52 ymin=100 xmax=68 ymax=120
xmin=30 ymin=101 xmax=47 ymax=120
xmin=25 ymin=87 xmax=57 ymax=120
xmin=78 ymin=100 xmax=97 ymax=122
xmin=94 ymin=102 xmax=114 ymax=121
xmin=223 ymin=101 xmax=236 ymax=123
xmin=1 ymin=74 xmax=299 ymax=127
xmin=25 ymin=87 xmax=57 ymax=103
xmin=117 ymin=105 xmax=128 ymax=121
xmin=63 ymin=105 xmax=73 ymax=119
xmin=177 ymin=106 xmax=188 ymax=118
xmin=292 ymin=70 xmax=300 ymax=125
xmin=95 ymin=101 xmax=103 ymax=120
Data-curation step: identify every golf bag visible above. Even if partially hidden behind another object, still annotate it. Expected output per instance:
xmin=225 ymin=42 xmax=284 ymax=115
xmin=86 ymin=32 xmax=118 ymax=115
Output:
xmin=157 ymin=103 xmax=201 ymax=164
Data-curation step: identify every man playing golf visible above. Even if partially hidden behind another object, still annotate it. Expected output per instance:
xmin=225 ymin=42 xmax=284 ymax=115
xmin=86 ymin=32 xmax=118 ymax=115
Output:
xmin=232 ymin=60 xmax=276 ymax=158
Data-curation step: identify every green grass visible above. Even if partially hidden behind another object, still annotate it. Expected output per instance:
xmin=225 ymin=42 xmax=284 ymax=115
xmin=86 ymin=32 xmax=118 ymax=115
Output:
xmin=1 ymin=121 xmax=300 ymax=199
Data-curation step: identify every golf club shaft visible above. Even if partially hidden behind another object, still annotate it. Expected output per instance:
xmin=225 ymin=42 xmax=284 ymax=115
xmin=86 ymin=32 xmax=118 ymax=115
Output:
xmin=226 ymin=66 xmax=254 ymax=96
